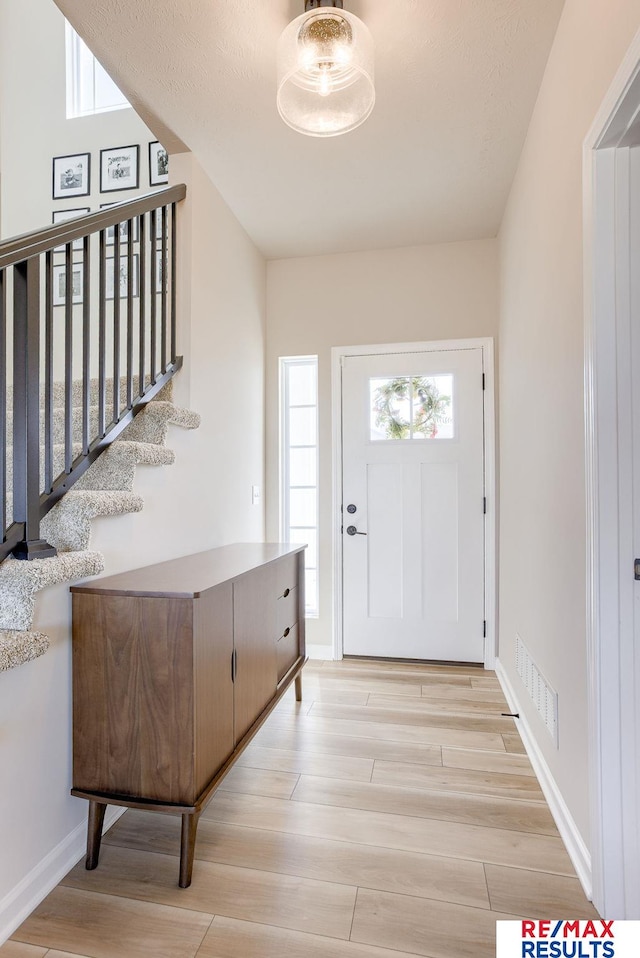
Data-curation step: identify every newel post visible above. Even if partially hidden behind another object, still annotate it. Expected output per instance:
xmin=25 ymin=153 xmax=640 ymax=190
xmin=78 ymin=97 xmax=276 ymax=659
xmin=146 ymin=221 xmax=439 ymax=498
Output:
xmin=12 ymin=256 xmax=56 ymax=560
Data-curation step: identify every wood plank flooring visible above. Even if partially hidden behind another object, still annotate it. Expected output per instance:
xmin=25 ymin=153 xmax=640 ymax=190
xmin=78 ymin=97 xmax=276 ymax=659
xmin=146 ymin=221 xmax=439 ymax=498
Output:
xmin=3 ymin=659 xmax=598 ymax=958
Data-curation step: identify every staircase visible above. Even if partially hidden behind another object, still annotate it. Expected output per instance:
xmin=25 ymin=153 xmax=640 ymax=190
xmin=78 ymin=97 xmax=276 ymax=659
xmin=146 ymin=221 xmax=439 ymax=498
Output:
xmin=0 ymin=378 xmax=199 ymax=671
xmin=0 ymin=187 xmax=200 ymax=671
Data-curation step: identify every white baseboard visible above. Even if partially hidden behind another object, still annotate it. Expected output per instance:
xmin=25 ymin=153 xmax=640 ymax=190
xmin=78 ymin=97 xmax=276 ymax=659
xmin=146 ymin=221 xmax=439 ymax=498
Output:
xmin=495 ymin=659 xmax=593 ymax=900
xmin=0 ymin=805 xmax=125 ymax=945
xmin=306 ymin=643 xmax=334 ymax=660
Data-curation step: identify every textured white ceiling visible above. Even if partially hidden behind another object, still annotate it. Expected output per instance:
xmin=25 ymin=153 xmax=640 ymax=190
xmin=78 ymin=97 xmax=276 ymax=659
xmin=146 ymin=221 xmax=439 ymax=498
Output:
xmin=55 ymin=0 xmax=565 ymax=259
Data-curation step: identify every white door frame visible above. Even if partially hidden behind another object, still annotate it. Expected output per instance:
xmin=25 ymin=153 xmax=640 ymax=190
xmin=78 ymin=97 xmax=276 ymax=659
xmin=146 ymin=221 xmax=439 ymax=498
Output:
xmin=331 ymin=337 xmax=496 ymax=667
xmin=583 ymin=29 xmax=640 ymax=920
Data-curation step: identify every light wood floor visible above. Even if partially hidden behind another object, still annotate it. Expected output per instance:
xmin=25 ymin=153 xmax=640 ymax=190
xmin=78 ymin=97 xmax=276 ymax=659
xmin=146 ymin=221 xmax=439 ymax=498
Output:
xmin=3 ymin=659 xmax=597 ymax=958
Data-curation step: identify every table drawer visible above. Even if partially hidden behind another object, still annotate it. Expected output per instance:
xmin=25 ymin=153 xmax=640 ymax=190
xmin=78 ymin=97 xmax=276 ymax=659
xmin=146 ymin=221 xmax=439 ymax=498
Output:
xmin=276 ymin=553 xmax=299 ymax=598
xmin=277 ymin=623 xmax=299 ymax=682
xmin=277 ymin=585 xmax=298 ymax=637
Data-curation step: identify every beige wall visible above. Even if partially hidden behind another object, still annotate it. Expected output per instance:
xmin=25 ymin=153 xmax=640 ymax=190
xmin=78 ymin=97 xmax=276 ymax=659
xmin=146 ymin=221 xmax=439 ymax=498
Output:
xmin=266 ymin=239 xmax=499 ymax=649
xmin=0 ymin=0 xmax=158 ymax=241
xmin=0 ymin=3 xmax=266 ymax=931
xmin=498 ymin=0 xmax=640 ymax=847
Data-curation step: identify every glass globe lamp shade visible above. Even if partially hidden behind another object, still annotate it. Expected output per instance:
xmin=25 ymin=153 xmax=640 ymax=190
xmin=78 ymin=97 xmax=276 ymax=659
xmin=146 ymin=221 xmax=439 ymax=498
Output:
xmin=277 ymin=8 xmax=375 ymax=137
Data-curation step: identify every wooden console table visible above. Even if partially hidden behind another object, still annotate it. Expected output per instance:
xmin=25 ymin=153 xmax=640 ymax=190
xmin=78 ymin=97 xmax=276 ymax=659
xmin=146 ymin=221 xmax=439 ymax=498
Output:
xmin=70 ymin=543 xmax=306 ymax=887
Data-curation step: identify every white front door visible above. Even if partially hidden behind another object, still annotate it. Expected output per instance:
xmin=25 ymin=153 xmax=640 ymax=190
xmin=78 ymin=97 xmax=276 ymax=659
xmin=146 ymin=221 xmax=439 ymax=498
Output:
xmin=341 ymin=346 xmax=486 ymax=662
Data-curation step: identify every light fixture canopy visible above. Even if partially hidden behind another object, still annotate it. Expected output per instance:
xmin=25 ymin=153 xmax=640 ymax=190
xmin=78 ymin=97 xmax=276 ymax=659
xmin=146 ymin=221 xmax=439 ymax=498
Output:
xmin=277 ymin=0 xmax=375 ymax=138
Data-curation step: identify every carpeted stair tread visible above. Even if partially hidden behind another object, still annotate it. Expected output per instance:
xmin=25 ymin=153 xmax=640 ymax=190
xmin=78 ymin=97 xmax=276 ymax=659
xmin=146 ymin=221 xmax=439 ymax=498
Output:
xmin=0 ymin=630 xmax=50 ymax=672
xmin=41 ymin=491 xmax=145 ymax=553
xmin=6 ymin=442 xmax=84 ymax=521
xmin=75 ymin=440 xmax=175 ymax=492
xmin=0 ymin=551 xmax=104 ymax=631
xmin=122 ymin=401 xmax=201 ymax=444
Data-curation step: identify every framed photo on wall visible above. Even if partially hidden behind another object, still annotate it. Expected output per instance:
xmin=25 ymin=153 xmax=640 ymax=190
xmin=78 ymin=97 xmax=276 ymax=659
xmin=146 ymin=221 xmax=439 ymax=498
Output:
xmin=100 ymin=145 xmax=140 ymax=193
xmin=106 ymin=254 xmax=139 ymax=300
xmin=149 ymin=141 xmax=169 ymax=186
xmin=153 ymin=207 xmax=166 ymax=240
xmin=52 ymin=153 xmax=90 ymax=199
xmin=155 ymin=250 xmax=166 ymax=294
xmin=52 ymin=262 xmax=84 ymax=306
xmin=100 ymin=204 xmax=140 ymax=245
xmin=52 ymin=208 xmax=90 ymax=251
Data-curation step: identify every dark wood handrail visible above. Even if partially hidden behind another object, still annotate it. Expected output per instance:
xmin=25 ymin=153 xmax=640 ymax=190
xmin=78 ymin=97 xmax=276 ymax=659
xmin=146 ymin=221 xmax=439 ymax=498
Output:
xmin=0 ymin=185 xmax=186 ymax=270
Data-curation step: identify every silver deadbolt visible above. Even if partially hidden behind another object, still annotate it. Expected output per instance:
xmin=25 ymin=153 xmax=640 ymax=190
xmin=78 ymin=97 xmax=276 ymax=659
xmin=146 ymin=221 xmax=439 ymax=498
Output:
xmin=347 ymin=504 xmax=357 ymax=514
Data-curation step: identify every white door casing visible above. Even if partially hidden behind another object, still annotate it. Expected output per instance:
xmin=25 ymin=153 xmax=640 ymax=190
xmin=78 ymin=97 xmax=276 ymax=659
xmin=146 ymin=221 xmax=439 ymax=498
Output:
xmin=584 ymin=30 xmax=640 ymax=919
xmin=332 ymin=339 xmax=496 ymax=666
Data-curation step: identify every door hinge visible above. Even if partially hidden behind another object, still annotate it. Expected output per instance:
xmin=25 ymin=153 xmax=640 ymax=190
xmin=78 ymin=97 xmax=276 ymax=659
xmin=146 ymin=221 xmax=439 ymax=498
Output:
xmin=483 ymin=497 xmax=487 ymax=514
xmin=483 ymin=620 xmax=487 ymax=638
xmin=482 ymin=373 xmax=486 ymax=391
xmin=635 ymin=558 xmax=640 ymax=580
xmin=231 ymin=649 xmax=237 ymax=682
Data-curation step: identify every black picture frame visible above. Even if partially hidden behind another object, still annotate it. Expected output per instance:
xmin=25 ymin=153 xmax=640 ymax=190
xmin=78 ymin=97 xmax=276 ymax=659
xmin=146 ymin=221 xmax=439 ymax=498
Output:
xmin=52 ymin=153 xmax=91 ymax=199
xmin=155 ymin=250 xmax=166 ymax=294
xmin=149 ymin=141 xmax=169 ymax=186
xmin=100 ymin=145 xmax=140 ymax=193
xmin=52 ymin=261 xmax=84 ymax=306
xmin=52 ymin=208 xmax=90 ymax=252
xmin=100 ymin=204 xmax=140 ymax=245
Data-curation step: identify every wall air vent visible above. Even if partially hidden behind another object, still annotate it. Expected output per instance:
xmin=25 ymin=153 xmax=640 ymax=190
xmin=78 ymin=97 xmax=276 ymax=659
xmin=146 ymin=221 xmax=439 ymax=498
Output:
xmin=515 ymin=633 xmax=559 ymax=746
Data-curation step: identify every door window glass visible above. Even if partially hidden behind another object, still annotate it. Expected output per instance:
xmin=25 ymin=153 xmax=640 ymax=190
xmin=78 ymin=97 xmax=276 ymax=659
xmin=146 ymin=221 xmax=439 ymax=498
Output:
xmin=369 ymin=375 xmax=454 ymax=440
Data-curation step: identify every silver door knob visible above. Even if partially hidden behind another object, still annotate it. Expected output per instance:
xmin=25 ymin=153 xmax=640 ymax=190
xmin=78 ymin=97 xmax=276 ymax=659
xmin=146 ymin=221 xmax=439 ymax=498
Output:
xmin=346 ymin=526 xmax=367 ymax=536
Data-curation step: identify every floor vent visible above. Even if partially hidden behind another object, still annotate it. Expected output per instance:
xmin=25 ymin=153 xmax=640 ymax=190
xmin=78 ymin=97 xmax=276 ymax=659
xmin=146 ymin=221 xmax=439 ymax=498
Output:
xmin=515 ymin=633 xmax=559 ymax=746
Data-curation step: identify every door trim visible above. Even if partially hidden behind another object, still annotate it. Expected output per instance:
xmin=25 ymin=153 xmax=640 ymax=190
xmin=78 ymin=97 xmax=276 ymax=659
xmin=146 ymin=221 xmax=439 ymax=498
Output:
xmin=331 ymin=338 xmax=496 ymax=666
xmin=583 ymin=27 xmax=640 ymax=920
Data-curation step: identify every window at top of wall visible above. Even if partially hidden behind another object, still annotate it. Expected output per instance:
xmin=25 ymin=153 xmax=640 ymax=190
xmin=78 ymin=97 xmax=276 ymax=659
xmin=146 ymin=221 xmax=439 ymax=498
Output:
xmin=65 ymin=22 xmax=130 ymax=119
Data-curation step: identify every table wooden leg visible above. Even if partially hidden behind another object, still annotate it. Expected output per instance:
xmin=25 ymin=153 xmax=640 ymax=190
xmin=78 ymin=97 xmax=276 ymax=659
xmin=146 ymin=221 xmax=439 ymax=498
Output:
xmin=85 ymin=800 xmax=107 ymax=870
xmin=179 ymin=811 xmax=200 ymax=888
xmin=295 ymin=673 xmax=302 ymax=702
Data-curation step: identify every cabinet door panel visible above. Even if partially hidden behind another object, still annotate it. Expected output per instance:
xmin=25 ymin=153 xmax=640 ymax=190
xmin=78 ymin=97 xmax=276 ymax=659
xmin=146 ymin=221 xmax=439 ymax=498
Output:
xmin=233 ymin=564 xmax=278 ymax=742
xmin=194 ymin=583 xmax=235 ymax=797
xmin=72 ymin=593 xmax=194 ymax=804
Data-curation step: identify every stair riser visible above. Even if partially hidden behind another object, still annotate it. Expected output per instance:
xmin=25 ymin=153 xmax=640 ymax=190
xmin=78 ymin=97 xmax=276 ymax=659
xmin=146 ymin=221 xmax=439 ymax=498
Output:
xmin=7 ymin=406 xmax=98 ymax=446
xmin=4 ymin=377 xmax=145 ymax=411
xmin=6 ymin=407 xmax=103 ymax=447
xmin=4 ymin=445 xmax=84 ymax=504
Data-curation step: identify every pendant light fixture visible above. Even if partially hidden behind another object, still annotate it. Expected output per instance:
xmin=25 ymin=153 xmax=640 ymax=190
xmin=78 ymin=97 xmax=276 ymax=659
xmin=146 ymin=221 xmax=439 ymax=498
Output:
xmin=277 ymin=0 xmax=375 ymax=138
